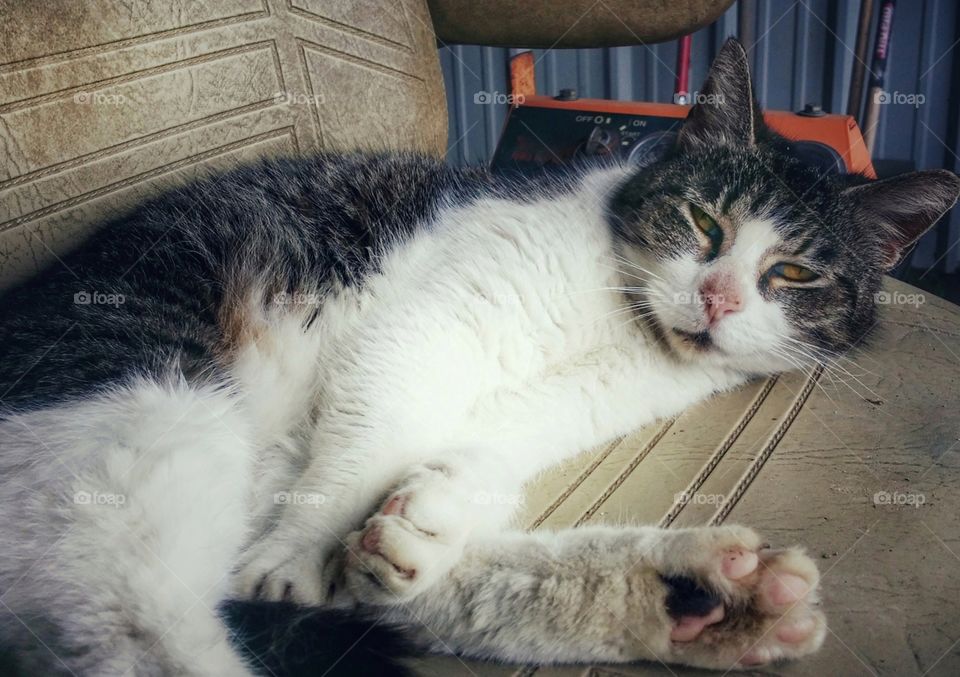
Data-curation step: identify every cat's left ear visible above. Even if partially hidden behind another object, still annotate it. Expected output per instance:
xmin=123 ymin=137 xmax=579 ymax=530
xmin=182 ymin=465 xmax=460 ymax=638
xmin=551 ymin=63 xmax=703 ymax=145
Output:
xmin=843 ymin=170 xmax=960 ymax=270
xmin=677 ymin=38 xmax=762 ymax=150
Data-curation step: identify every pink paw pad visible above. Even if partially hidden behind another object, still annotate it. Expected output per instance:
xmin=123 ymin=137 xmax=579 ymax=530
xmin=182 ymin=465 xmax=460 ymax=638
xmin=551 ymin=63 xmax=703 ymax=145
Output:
xmin=721 ymin=547 xmax=759 ymax=580
xmin=765 ymin=572 xmax=810 ymax=606
xmin=360 ymin=525 xmax=381 ymax=553
xmin=670 ymin=604 xmax=725 ymax=642
xmin=382 ymin=495 xmax=407 ymax=516
xmin=740 ymin=647 xmax=770 ymax=666
xmin=776 ymin=616 xmax=816 ymax=644
xmin=357 ymin=523 xmax=416 ymax=579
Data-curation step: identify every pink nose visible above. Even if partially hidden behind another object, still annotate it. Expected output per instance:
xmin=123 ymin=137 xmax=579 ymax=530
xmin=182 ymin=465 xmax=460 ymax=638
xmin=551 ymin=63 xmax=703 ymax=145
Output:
xmin=701 ymin=273 xmax=743 ymax=325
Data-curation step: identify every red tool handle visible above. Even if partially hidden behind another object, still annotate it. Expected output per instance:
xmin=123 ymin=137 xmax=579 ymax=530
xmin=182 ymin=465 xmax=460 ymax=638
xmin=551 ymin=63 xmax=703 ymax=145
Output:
xmin=675 ymin=35 xmax=692 ymax=104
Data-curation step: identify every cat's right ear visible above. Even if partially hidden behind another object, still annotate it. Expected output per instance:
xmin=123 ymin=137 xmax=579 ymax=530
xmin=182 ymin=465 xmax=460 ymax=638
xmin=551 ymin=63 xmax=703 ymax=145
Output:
xmin=677 ymin=38 xmax=762 ymax=150
xmin=843 ymin=170 xmax=960 ymax=270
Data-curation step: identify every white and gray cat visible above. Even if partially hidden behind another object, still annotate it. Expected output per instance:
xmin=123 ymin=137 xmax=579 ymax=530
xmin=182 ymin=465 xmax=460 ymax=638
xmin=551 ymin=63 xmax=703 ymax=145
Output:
xmin=1 ymin=39 xmax=957 ymax=676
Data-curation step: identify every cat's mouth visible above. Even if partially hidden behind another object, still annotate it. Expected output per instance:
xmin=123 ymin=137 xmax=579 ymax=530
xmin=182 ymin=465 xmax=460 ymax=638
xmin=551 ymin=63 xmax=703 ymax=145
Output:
xmin=671 ymin=327 xmax=714 ymax=352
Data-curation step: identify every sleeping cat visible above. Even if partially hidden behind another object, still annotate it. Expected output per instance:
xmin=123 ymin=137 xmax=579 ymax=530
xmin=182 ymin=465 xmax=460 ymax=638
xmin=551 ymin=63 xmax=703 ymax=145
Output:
xmin=0 ymin=39 xmax=957 ymax=676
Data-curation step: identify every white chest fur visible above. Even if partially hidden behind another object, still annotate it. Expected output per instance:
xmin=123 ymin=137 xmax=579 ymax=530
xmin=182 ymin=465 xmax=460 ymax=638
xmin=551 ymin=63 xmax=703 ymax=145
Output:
xmin=232 ymin=167 xmax=747 ymax=476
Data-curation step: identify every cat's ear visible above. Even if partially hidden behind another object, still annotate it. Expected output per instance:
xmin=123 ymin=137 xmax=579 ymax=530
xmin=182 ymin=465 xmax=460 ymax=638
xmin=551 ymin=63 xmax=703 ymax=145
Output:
xmin=678 ymin=38 xmax=762 ymax=150
xmin=843 ymin=170 xmax=960 ymax=270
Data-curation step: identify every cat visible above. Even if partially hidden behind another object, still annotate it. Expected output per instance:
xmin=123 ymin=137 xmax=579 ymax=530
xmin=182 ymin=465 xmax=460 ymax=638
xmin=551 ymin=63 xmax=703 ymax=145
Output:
xmin=0 ymin=38 xmax=957 ymax=676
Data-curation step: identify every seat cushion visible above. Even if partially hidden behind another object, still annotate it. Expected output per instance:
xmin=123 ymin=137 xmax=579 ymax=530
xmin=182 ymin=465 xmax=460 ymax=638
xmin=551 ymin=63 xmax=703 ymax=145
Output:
xmin=427 ymin=0 xmax=735 ymax=48
xmin=0 ymin=0 xmax=446 ymax=289
xmin=413 ymin=277 xmax=960 ymax=676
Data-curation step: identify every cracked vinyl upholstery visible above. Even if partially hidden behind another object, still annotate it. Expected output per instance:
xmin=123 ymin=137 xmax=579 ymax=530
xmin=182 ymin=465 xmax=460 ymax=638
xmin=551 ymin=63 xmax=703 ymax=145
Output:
xmin=1 ymin=1 xmax=959 ymax=675
xmin=0 ymin=0 xmax=448 ymax=288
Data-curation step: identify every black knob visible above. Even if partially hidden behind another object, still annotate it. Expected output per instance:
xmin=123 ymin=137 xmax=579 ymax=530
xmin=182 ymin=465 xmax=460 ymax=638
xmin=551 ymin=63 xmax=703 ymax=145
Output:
xmin=797 ymin=103 xmax=826 ymax=117
xmin=555 ymin=88 xmax=578 ymax=101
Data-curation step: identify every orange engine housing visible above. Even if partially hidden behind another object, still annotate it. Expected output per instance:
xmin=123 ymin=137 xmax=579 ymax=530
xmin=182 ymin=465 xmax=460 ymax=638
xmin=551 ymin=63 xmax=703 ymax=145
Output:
xmin=492 ymin=51 xmax=875 ymax=178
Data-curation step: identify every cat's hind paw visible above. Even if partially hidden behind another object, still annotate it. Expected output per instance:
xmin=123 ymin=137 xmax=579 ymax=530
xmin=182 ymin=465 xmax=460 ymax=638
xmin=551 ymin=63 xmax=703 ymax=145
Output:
xmin=343 ymin=464 xmax=471 ymax=603
xmin=655 ymin=527 xmax=826 ymax=670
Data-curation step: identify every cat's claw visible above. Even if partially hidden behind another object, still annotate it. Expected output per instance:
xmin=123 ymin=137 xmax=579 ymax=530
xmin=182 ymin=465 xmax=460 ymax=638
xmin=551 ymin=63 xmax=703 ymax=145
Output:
xmin=656 ymin=526 xmax=826 ymax=670
xmin=344 ymin=464 xmax=471 ymax=602
xmin=233 ymin=536 xmax=330 ymax=605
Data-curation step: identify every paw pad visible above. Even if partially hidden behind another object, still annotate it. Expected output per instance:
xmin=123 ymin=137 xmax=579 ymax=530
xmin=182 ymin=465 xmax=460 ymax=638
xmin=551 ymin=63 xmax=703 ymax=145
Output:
xmin=764 ymin=571 xmax=810 ymax=606
xmin=776 ymin=616 xmax=816 ymax=644
xmin=670 ymin=605 xmax=725 ymax=642
xmin=361 ymin=524 xmax=381 ymax=553
xmin=658 ymin=529 xmax=826 ymax=670
xmin=343 ymin=465 xmax=475 ymax=602
xmin=382 ymin=494 xmax=407 ymax=516
xmin=721 ymin=547 xmax=758 ymax=580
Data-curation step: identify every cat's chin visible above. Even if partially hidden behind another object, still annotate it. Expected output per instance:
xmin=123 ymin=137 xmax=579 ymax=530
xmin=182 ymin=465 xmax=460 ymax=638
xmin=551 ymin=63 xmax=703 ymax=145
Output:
xmin=671 ymin=327 xmax=715 ymax=352
xmin=664 ymin=325 xmax=731 ymax=361
xmin=665 ymin=326 xmax=798 ymax=376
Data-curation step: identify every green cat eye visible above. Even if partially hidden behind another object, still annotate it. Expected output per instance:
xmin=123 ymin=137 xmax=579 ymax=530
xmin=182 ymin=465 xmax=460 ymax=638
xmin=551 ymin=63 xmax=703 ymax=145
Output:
xmin=770 ymin=262 xmax=820 ymax=283
xmin=690 ymin=205 xmax=722 ymax=243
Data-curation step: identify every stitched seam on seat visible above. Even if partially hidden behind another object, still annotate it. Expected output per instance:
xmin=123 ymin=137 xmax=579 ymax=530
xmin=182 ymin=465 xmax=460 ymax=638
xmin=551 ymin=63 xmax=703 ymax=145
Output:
xmin=0 ymin=41 xmax=281 ymax=114
xmin=0 ymin=4 xmax=270 ymax=72
xmin=287 ymin=3 xmax=415 ymax=53
xmin=574 ymin=418 xmax=677 ymax=527
xmin=709 ymin=365 xmax=824 ymax=526
xmin=658 ymin=376 xmax=778 ymax=528
xmin=0 ymin=99 xmax=280 ymax=192
xmin=526 ymin=436 xmax=625 ymax=530
xmin=881 ymin=319 xmax=960 ymax=339
xmin=0 ymin=127 xmax=298 ymax=233
xmin=295 ymin=37 xmax=425 ymax=82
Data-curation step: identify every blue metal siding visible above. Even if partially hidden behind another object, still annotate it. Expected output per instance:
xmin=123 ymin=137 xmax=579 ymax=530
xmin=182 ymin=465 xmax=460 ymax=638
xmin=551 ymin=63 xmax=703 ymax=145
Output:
xmin=438 ymin=0 xmax=960 ymax=273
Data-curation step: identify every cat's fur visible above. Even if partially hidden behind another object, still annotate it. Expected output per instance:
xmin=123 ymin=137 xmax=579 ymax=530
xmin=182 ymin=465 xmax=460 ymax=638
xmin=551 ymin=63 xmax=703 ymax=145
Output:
xmin=1 ymin=40 xmax=958 ymax=675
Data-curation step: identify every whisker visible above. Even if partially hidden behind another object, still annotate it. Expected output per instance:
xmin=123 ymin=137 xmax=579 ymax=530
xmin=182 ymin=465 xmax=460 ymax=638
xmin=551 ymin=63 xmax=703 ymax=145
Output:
xmin=606 ymin=254 xmax=665 ymax=282
xmin=774 ymin=337 xmax=883 ymax=403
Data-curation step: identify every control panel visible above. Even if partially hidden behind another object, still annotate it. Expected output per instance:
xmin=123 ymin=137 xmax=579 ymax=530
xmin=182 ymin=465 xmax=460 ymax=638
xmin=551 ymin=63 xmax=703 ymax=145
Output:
xmin=491 ymin=52 xmax=875 ymax=179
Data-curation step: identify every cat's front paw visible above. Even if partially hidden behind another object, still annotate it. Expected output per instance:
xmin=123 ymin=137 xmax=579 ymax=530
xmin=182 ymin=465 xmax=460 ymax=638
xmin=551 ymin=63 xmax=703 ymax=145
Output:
xmin=343 ymin=464 xmax=471 ymax=603
xmin=233 ymin=534 xmax=334 ymax=605
xmin=653 ymin=526 xmax=826 ymax=670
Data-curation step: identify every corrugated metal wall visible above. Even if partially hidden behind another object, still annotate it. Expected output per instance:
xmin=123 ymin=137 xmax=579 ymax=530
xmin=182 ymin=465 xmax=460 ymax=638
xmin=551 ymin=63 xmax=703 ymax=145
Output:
xmin=438 ymin=0 xmax=960 ymax=274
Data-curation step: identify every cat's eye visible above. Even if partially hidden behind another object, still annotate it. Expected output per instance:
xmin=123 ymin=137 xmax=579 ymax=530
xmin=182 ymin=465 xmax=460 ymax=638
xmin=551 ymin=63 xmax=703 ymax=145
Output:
xmin=770 ymin=262 xmax=820 ymax=283
xmin=690 ymin=205 xmax=722 ymax=243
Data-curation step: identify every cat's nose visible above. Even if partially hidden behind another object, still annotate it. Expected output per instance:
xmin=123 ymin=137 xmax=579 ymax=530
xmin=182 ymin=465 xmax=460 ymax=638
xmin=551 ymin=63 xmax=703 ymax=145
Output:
xmin=700 ymin=273 xmax=743 ymax=325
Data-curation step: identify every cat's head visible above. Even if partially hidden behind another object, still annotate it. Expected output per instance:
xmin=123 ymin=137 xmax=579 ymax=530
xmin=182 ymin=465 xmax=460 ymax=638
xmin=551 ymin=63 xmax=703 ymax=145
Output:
xmin=609 ymin=38 xmax=960 ymax=374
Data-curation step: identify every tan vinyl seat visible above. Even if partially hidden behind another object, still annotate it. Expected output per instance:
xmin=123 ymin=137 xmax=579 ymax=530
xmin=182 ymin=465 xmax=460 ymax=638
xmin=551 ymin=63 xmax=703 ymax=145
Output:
xmin=3 ymin=2 xmax=958 ymax=675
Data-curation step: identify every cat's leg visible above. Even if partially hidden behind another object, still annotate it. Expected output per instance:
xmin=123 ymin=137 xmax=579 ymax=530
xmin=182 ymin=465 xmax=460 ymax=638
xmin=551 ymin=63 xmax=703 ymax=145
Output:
xmin=341 ymin=347 xmax=705 ymax=602
xmin=236 ymin=331 xmax=713 ymax=605
xmin=348 ymin=525 xmax=826 ymax=670
xmin=235 ymin=439 xmax=529 ymax=605
xmin=0 ymin=381 xmax=258 ymax=676
xmin=232 ymin=444 xmax=416 ymax=604
xmin=233 ymin=312 xmax=497 ymax=605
